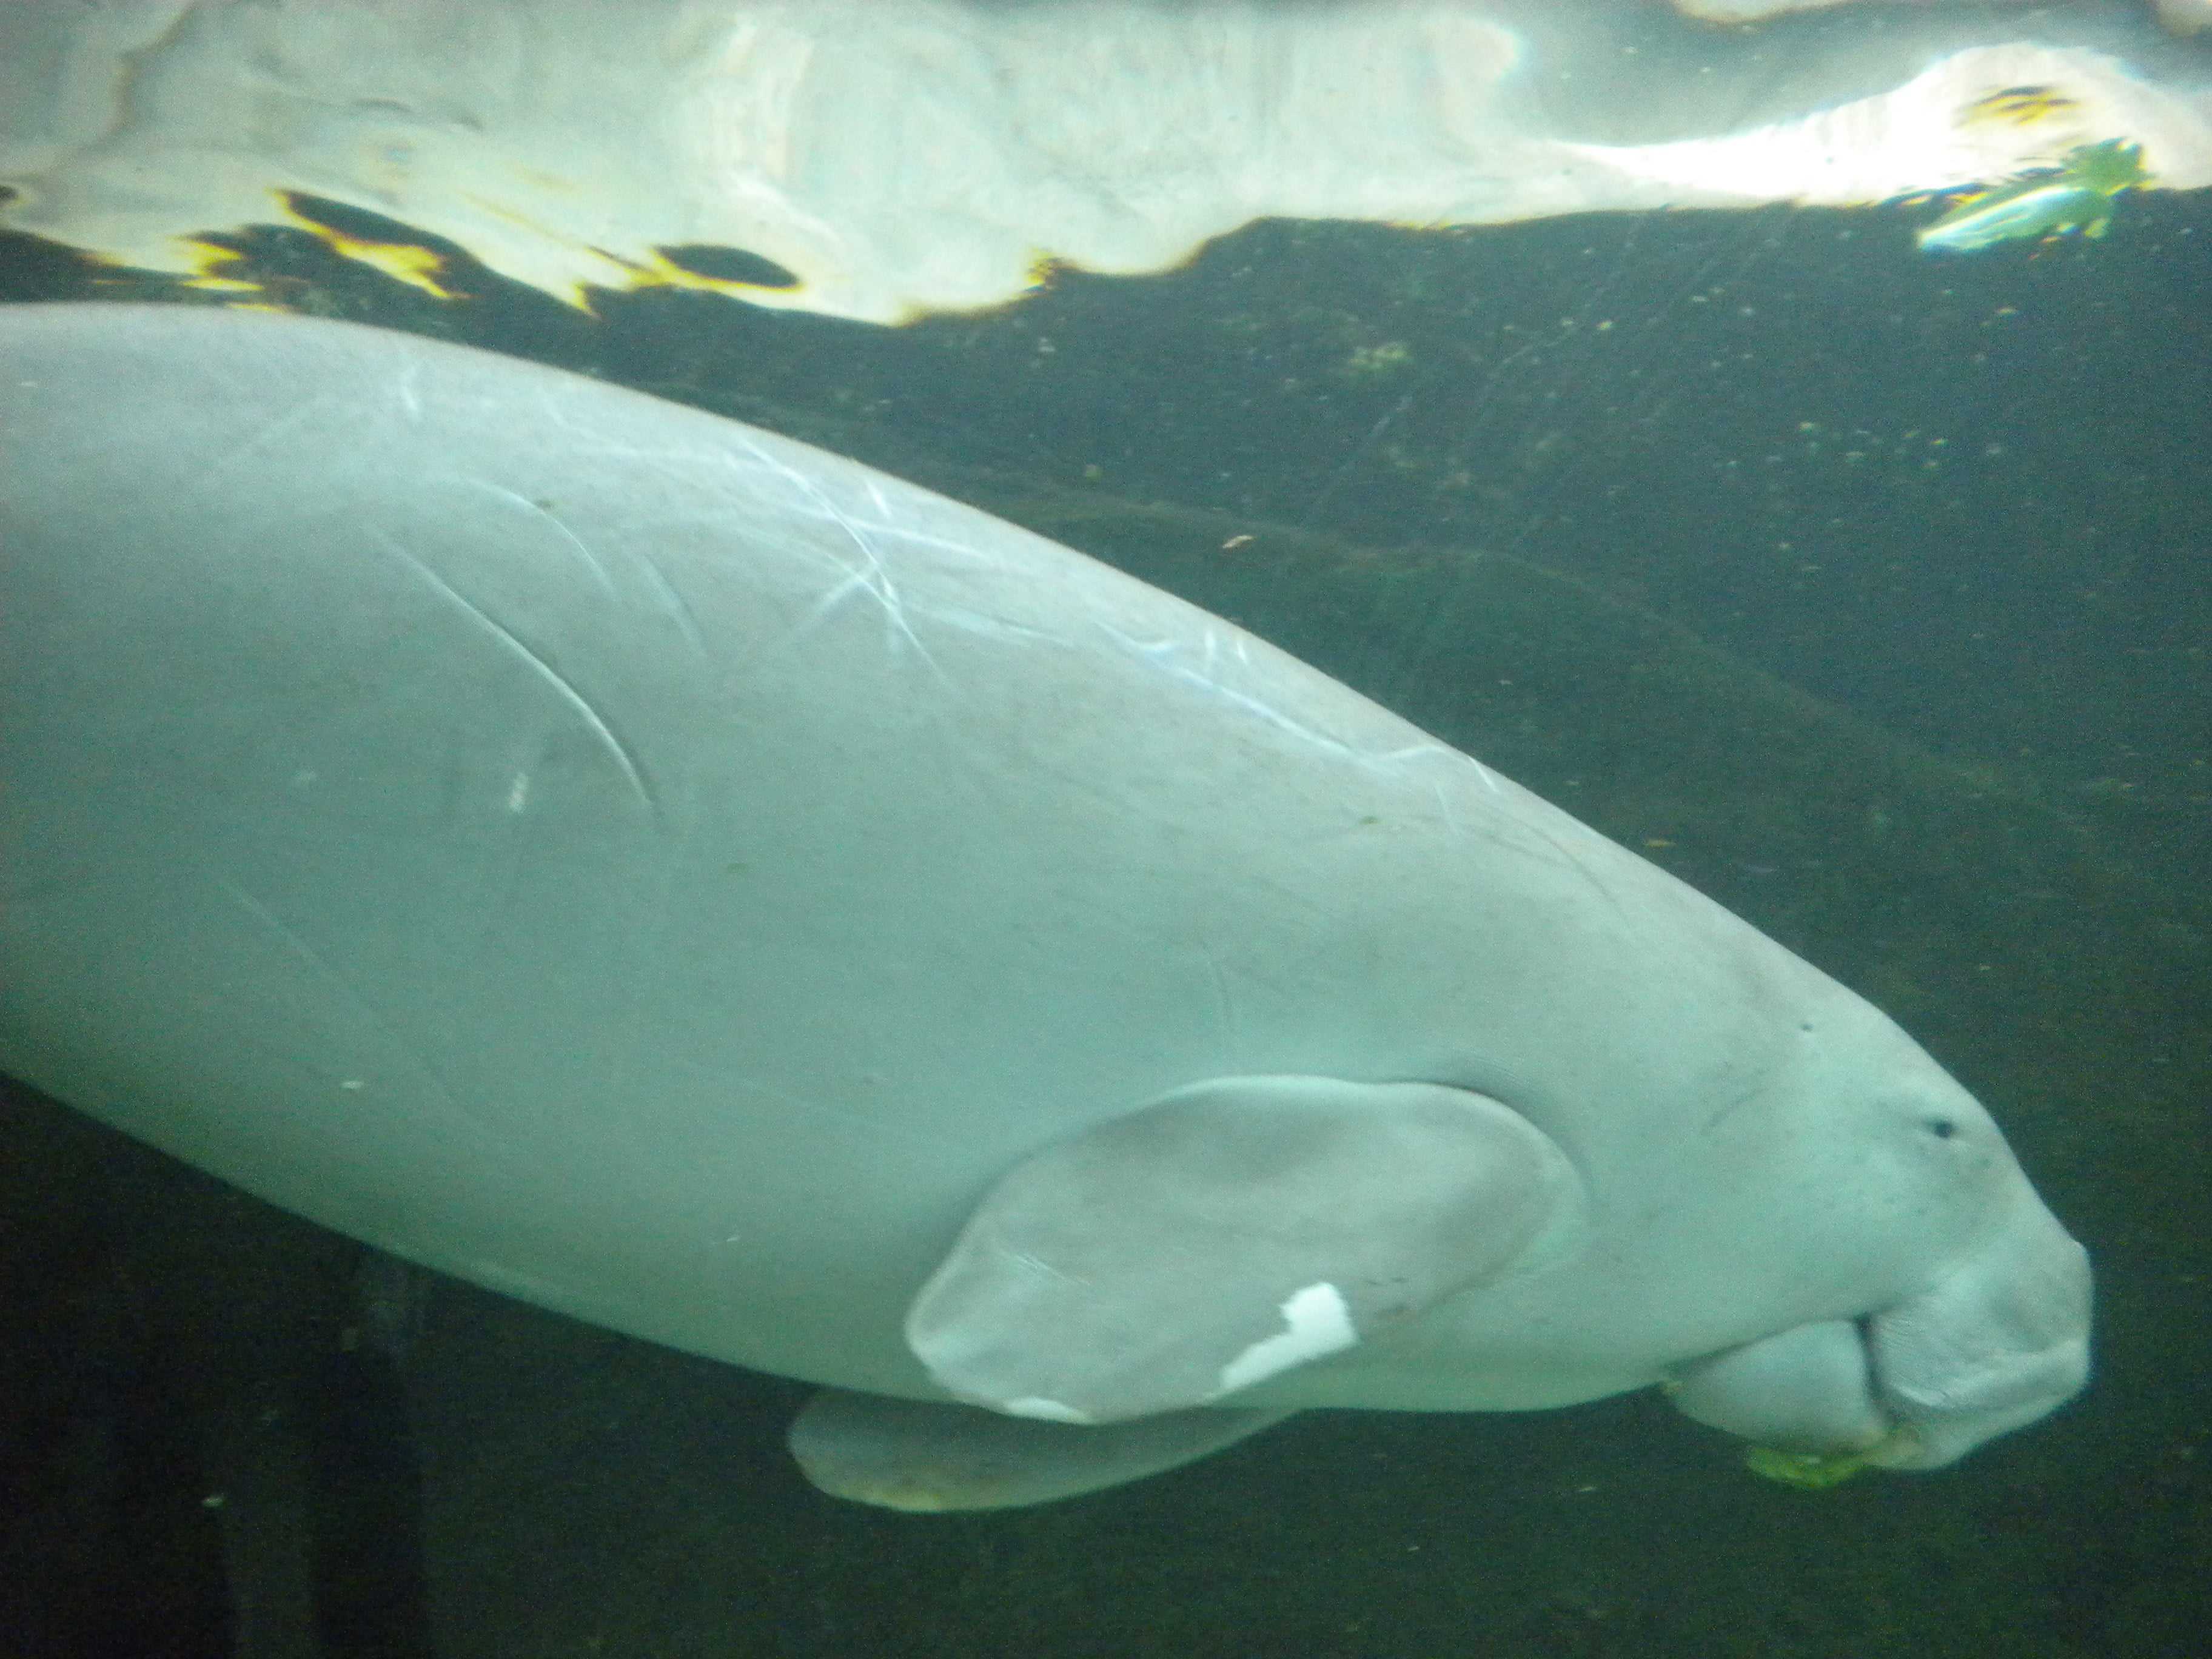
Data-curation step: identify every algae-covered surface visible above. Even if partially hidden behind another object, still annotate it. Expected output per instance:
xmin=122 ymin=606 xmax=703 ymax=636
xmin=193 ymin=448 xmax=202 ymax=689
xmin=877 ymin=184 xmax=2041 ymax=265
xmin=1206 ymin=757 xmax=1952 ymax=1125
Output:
xmin=2 ymin=150 xmax=2208 ymax=1658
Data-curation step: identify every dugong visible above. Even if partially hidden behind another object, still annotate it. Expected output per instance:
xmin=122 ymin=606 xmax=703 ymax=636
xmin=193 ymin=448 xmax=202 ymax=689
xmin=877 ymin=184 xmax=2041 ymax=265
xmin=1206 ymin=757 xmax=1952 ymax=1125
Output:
xmin=0 ymin=303 xmax=2090 ymax=1510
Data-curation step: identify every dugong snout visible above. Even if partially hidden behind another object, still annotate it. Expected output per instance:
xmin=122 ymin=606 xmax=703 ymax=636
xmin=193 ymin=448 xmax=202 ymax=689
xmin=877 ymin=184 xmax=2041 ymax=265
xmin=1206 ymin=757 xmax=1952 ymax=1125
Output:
xmin=1864 ymin=1187 xmax=2093 ymax=1468
xmin=1673 ymin=1179 xmax=2091 ymax=1472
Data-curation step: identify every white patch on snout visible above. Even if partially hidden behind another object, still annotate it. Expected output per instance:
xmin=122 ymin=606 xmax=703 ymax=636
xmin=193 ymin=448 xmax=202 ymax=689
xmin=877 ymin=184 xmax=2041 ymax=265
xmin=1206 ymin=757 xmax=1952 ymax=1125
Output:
xmin=1213 ymin=1281 xmax=1358 ymax=1398
xmin=1002 ymin=1396 xmax=1094 ymax=1424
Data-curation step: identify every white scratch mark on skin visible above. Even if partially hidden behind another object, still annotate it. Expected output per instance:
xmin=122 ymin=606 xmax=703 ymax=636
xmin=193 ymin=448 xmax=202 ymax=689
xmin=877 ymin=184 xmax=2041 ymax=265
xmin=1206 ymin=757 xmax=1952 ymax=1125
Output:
xmin=522 ymin=473 xmax=708 ymax=659
xmin=195 ymin=393 xmax=341 ymax=486
xmin=212 ymin=875 xmax=470 ymax=1132
xmin=1093 ymin=620 xmax=1349 ymax=753
xmin=736 ymin=434 xmax=946 ymax=679
xmin=838 ymin=520 xmax=997 ymax=567
xmin=217 ymin=876 xmax=320 ymax=973
xmin=800 ymin=566 xmax=887 ymax=634
xmin=1095 ymin=619 xmax=1463 ymax=777
xmin=1201 ymin=939 xmax=1239 ymax=1053
xmin=1429 ymin=777 xmax=1464 ymax=838
xmin=507 ymin=771 xmax=531 ymax=813
xmin=1089 ymin=611 xmax=1495 ymax=830
xmin=1371 ymin=742 xmax=1455 ymax=768
xmin=374 ymin=532 xmax=658 ymax=820
xmin=463 ymin=478 xmax=616 ymax=592
xmin=631 ymin=549 xmax=708 ymax=661
xmin=1004 ymin=1246 xmax=1085 ymax=1286
xmin=1211 ymin=1282 xmax=1359 ymax=1398
xmin=925 ymin=606 xmax=1064 ymax=646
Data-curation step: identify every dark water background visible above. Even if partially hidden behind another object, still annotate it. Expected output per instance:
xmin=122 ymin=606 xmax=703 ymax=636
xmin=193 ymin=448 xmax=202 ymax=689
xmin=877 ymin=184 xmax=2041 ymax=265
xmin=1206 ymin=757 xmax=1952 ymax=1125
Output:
xmin=2 ymin=139 xmax=2208 ymax=1659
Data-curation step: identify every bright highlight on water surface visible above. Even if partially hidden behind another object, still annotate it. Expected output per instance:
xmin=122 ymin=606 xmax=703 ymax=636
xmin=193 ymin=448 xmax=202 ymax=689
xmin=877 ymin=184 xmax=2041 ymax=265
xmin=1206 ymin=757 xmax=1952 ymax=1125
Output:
xmin=2 ymin=2 xmax=2208 ymax=321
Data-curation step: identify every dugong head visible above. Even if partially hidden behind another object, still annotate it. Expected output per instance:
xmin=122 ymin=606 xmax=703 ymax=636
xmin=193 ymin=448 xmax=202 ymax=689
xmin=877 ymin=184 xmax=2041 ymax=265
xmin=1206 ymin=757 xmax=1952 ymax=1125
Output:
xmin=1669 ymin=1019 xmax=2091 ymax=1473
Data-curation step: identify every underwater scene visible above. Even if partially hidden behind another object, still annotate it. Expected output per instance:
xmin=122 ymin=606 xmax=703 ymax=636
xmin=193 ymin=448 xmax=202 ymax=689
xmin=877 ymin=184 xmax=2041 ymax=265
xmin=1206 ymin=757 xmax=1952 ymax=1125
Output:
xmin=1 ymin=3 xmax=2208 ymax=1656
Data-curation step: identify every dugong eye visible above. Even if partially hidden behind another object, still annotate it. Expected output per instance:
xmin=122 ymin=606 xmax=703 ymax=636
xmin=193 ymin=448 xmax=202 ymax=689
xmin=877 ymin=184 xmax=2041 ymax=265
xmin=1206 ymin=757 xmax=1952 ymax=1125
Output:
xmin=1923 ymin=1116 xmax=1960 ymax=1141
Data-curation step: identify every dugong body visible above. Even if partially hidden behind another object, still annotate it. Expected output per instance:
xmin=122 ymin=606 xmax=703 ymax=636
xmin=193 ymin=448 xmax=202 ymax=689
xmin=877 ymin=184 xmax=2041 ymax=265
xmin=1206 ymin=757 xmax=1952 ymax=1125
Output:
xmin=0 ymin=304 xmax=2088 ymax=1509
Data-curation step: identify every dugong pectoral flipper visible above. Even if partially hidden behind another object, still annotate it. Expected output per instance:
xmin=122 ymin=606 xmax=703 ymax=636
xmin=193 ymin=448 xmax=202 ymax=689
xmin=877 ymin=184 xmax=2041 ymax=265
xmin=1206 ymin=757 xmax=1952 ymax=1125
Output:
xmin=907 ymin=1077 xmax=1583 ymax=1426
xmin=789 ymin=1392 xmax=1293 ymax=1512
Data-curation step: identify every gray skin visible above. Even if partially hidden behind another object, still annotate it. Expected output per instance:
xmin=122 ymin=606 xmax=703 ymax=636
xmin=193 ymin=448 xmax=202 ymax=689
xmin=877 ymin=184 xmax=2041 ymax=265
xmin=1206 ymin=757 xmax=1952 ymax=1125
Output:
xmin=0 ymin=304 xmax=2090 ymax=1509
